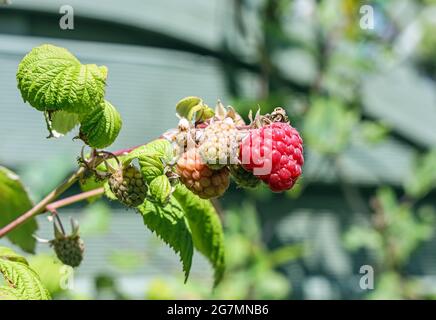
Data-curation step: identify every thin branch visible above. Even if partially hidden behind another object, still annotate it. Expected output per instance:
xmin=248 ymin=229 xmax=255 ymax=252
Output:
xmin=0 ymin=137 xmax=160 ymax=238
xmin=0 ymin=166 xmax=86 ymax=238
xmin=46 ymin=187 xmax=105 ymax=212
xmin=48 ymin=209 xmax=66 ymax=236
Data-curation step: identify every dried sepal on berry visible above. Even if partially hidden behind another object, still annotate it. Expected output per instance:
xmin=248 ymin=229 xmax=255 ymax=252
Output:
xmin=226 ymin=105 xmax=246 ymax=127
xmin=169 ymin=118 xmax=199 ymax=158
xmin=49 ymin=218 xmax=85 ymax=268
xmin=214 ymin=100 xmax=245 ymax=126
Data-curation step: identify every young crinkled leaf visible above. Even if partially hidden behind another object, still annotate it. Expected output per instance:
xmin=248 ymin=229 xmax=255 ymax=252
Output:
xmin=0 ymin=247 xmax=29 ymax=265
xmin=175 ymin=96 xmax=214 ymax=122
xmin=136 ymin=139 xmax=173 ymax=182
xmin=0 ymin=247 xmax=51 ymax=300
xmin=49 ymin=110 xmax=80 ymax=136
xmin=124 ymin=139 xmax=173 ymax=165
xmin=17 ymin=44 xmax=107 ymax=114
xmin=0 ymin=167 xmax=38 ymax=253
xmin=139 ymin=154 xmax=165 ymax=184
xmin=126 ymin=140 xmax=175 ymax=205
xmin=149 ymin=175 xmax=172 ymax=206
xmin=123 ymin=139 xmax=172 ymax=184
xmin=176 ymin=96 xmax=203 ymax=121
xmin=79 ymin=100 xmax=122 ymax=149
xmin=137 ymin=200 xmax=193 ymax=282
xmin=173 ymin=185 xmax=225 ymax=286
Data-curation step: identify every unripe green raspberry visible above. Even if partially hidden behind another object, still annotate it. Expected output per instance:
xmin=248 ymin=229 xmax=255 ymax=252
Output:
xmin=49 ymin=218 xmax=84 ymax=268
xmin=229 ymin=165 xmax=261 ymax=188
xmin=108 ymin=165 xmax=147 ymax=207
xmin=50 ymin=235 xmax=85 ymax=268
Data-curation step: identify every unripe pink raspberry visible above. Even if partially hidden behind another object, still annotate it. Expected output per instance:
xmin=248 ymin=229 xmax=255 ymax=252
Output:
xmin=176 ymin=149 xmax=230 ymax=199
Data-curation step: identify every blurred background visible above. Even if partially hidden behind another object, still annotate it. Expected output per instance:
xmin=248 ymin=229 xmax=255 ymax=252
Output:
xmin=2 ymin=0 xmax=436 ymax=299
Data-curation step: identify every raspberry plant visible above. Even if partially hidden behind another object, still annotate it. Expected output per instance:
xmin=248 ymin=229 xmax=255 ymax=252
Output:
xmin=0 ymin=44 xmax=304 ymax=299
xmin=0 ymin=246 xmax=50 ymax=300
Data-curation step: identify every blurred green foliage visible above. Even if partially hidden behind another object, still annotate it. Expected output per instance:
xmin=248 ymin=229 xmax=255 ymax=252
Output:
xmin=344 ymin=187 xmax=435 ymax=299
xmin=228 ymin=0 xmax=436 ymax=300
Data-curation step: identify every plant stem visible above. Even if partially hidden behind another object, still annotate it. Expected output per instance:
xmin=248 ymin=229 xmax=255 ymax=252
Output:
xmin=46 ymin=187 xmax=104 ymax=212
xmin=46 ymin=188 xmax=105 ymax=236
xmin=0 ymin=140 xmax=156 ymax=239
xmin=0 ymin=166 xmax=86 ymax=238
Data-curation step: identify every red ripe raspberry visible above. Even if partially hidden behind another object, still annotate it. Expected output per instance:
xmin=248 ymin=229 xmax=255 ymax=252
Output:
xmin=176 ymin=149 xmax=230 ymax=199
xmin=240 ymin=122 xmax=303 ymax=192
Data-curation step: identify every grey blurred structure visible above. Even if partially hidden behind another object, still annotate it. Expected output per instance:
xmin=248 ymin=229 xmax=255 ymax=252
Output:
xmin=2 ymin=0 xmax=436 ymax=299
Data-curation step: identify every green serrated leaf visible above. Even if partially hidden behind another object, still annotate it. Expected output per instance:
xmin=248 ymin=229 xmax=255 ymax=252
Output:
xmin=128 ymin=140 xmax=173 ymax=183
xmin=0 ymin=285 xmax=25 ymax=300
xmin=0 ymin=166 xmax=38 ymax=253
xmin=139 ymin=154 xmax=165 ymax=183
xmin=139 ymin=154 xmax=164 ymax=183
xmin=125 ymin=139 xmax=173 ymax=163
xmin=0 ymin=248 xmax=50 ymax=300
xmin=0 ymin=259 xmax=50 ymax=300
xmin=137 ymin=200 xmax=193 ymax=282
xmin=176 ymin=96 xmax=203 ymax=121
xmin=49 ymin=110 xmax=80 ymax=136
xmin=143 ymin=139 xmax=173 ymax=159
xmin=79 ymin=100 xmax=122 ymax=149
xmin=149 ymin=175 xmax=172 ymax=206
xmin=173 ymin=185 xmax=225 ymax=286
xmin=17 ymin=44 xmax=107 ymax=114
xmin=0 ymin=247 xmax=28 ymax=265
